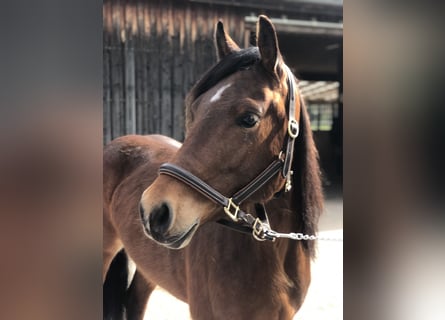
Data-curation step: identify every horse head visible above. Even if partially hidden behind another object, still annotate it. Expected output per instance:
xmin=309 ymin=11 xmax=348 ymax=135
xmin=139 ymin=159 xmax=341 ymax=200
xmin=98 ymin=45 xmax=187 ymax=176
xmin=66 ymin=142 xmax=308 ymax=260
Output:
xmin=139 ymin=16 xmax=306 ymax=249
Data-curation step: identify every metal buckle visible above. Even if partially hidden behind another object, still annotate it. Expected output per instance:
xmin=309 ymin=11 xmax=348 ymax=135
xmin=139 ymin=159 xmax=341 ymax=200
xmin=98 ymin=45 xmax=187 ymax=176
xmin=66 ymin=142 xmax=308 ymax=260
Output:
xmin=252 ymin=218 xmax=267 ymax=241
xmin=288 ymin=119 xmax=299 ymax=139
xmin=224 ymin=198 xmax=240 ymax=221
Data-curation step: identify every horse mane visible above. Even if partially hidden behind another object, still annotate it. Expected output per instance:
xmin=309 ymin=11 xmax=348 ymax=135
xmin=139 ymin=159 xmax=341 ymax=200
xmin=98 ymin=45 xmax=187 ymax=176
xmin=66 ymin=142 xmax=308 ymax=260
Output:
xmin=292 ymin=98 xmax=324 ymax=258
xmin=185 ymin=47 xmax=260 ymax=131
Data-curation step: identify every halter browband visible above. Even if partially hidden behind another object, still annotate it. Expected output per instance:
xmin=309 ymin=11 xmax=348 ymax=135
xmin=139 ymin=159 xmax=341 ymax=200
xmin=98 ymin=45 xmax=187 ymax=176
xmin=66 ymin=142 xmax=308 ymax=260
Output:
xmin=159 ymin=65 xmax=301 ymax=241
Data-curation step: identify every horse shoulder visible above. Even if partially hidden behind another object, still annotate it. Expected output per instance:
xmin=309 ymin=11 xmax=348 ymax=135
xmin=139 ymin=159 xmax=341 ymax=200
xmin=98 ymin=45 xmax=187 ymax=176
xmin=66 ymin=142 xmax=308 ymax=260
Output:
xmin=104 ymin=135 xmax=180 ymax=205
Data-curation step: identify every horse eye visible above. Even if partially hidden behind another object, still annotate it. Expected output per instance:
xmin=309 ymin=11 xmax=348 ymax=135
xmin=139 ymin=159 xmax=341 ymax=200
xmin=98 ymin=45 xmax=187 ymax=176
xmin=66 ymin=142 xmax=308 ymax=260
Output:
xmin=237 ymin=113 xmax=259 ymax=128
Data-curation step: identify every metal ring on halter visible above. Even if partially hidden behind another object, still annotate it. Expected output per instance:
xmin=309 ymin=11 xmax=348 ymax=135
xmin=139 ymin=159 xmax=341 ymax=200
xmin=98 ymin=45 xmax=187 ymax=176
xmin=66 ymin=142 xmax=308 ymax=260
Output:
xmin=288 ymin=119 xmax=299 ymax=139
xmin=252 ymin=218 xmax=267 ymax=242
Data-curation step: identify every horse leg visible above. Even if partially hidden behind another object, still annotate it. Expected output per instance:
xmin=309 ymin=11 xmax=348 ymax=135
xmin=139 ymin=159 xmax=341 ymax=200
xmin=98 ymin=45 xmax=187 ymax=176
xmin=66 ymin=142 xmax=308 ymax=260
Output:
xmin=103 ymin=250 xmax=130 ymax=320
xmin=103 ymin=249 xmax=155 ymax=320
xmin=124 ymin=270 xmax=156 ymax=320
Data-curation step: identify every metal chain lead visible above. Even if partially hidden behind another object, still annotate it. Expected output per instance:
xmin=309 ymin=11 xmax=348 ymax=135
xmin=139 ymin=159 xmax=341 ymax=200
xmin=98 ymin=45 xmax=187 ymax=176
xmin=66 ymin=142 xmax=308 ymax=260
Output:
xmin=263 ymin=229 xmax=343 ymax=242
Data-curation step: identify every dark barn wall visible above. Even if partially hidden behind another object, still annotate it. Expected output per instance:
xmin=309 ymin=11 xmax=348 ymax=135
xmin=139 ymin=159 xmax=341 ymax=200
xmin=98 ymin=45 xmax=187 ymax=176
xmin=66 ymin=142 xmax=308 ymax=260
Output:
xmin=103 ymin=0 xmax=249 ymax=144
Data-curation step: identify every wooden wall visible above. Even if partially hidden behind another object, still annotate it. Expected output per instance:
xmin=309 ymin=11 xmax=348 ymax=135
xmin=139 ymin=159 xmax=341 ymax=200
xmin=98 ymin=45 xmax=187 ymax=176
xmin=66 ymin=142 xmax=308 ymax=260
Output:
xmin=103 ymin=0 xmax=248 ymax=144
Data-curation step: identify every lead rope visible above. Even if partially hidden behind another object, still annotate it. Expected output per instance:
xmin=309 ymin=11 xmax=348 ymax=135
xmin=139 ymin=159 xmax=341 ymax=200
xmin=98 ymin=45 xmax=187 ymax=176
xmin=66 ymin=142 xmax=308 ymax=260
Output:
xmin=262 ymin=228 xmax=343 ymax=242
xmin=242 ymin=204 xmax=343 ymax=242
xmin=215 ymin=201 xmax=344 ymax=242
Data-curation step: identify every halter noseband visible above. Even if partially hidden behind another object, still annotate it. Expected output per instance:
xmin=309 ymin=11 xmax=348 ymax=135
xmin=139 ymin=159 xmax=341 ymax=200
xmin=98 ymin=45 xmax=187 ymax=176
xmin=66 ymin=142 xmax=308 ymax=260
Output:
xmin=159 ymin=66 xmax=300 ymax=241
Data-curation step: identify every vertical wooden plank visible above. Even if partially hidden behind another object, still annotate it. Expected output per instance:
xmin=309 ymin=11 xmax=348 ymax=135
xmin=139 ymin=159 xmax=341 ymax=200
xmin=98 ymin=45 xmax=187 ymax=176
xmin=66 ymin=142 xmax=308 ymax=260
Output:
xmin=181 ymin=4 xmax=191 ymax=133
xmin=198 ymin=7 xmax=206 ymax=78
xmin=172 ymin=6 xmax=184 ymax=141
xmin=142 ymin=1 xmax=151 ymax=134
xmin=119 ymin=0 xmax=126 ymax=136
xmin=159 ymin=2 xmax=172 ymax=136
xmin=149 ymin=2 xmax=161 ymax=134
xmin=203 ymin=9 xmax=215 ymax=72
xmin=144 ymin=1 xmax=153 ymax=133
xmin=184 ymin=3 xmax=193 ymax=103
xmin=124 ymin=1 xmax=136 ymax=134
xmin=189 ymin=4 xmax=197 ymax=88
xmin=103 ymin=1 xmax=112 ymax=144
xmin=237 ymin=16 xmax=245 ymax=46
xmin=134 ymin=1 xmax=143 ymax=134
xmin=103 ymin=45 xmax=112 ymax=144
xmin=195 ymin=8 xmax=204 ymax=78
xmin=244 ymin=28 xmax=250 ymax=48
xmin=110 ymin=0 xmax=124 ymax=140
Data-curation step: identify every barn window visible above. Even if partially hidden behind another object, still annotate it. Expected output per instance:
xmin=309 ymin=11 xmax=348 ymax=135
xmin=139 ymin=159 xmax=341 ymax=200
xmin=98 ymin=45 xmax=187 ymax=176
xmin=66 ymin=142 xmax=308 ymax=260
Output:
xmin=300 ymin=81 xmax=340 ymax=131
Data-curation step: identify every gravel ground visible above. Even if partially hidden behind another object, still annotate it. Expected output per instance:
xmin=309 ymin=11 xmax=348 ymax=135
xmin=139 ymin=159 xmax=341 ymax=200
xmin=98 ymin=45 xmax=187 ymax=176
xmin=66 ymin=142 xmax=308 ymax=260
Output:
xmin=144 ymin=197 xmax=343 ymax=319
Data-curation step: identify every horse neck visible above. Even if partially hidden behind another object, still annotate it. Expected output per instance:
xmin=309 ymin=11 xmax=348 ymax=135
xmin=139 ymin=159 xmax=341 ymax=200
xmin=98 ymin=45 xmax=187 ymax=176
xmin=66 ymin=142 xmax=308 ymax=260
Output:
xmin=266 ymin=190 xmax=301 ymax=235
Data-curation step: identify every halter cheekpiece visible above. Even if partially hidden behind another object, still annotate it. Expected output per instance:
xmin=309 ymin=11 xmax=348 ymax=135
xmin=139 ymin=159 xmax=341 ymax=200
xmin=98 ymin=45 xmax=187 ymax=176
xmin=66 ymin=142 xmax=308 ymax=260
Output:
xmin=159 ymin=65 xmax=304 ymax=242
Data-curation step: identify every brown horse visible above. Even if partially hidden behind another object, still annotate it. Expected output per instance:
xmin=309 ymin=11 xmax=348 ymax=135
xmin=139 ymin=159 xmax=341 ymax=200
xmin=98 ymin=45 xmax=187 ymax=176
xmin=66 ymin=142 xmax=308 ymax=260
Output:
xmin=104 ymin=16 xmax=323 ymax=319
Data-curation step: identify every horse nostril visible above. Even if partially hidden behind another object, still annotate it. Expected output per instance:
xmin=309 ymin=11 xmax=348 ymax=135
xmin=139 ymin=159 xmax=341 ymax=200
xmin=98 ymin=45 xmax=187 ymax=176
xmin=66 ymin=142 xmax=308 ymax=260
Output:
xmin=148 ymin=203 xmax=171 ymax=240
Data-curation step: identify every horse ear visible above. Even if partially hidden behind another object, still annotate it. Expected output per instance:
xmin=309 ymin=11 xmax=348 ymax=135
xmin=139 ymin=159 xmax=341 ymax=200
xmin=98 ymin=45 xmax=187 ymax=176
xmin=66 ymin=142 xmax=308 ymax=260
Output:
xmin=214 ymin=21 xmax=240 ymax=60
xmin=257 ymin=15 xmax=281 ymax=75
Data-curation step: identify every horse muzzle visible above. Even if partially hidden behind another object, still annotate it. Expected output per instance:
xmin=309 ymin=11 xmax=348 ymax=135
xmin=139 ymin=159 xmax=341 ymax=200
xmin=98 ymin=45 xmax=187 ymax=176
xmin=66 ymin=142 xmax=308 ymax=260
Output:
xmin=139 ymin=201 xmax=199 ymax=249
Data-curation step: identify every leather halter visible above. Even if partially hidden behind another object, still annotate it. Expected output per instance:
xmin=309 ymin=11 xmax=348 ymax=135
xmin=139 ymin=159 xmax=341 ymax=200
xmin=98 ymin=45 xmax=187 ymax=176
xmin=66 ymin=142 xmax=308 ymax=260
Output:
xmin=159 ymin=66 xmax=300 ymax=241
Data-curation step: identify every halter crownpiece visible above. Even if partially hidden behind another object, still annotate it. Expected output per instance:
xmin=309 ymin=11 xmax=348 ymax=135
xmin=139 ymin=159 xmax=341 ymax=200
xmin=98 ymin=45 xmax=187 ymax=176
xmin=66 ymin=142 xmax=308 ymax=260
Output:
xmin=159 ymin=65 xmax=303 ymax=242
xmin=282 ymin=64 xmax=299 ymax=193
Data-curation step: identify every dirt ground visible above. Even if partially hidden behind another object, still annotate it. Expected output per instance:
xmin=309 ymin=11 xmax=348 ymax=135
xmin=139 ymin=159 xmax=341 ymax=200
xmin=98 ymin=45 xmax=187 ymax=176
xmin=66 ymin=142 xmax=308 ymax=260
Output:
xmin=144 ymin=196 xmax=343 ymax=319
